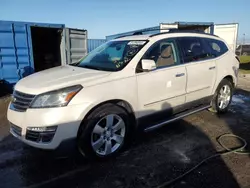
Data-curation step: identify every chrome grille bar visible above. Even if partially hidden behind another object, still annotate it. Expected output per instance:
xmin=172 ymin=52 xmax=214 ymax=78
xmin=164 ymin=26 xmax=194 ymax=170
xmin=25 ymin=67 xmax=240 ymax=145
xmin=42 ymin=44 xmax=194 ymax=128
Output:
xmin=11 ymin=90 xmax=36 ymax=112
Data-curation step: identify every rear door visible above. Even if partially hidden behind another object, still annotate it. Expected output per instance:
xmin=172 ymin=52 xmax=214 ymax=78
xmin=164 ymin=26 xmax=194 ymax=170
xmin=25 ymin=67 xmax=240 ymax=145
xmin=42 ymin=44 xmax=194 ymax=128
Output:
xmin=214 ymin=24 xmax=238 ymax=52
xmin=63 ymin=28 xmax=88 ymax=64
xmin=177 ymin=37 xmax=216 ymax=103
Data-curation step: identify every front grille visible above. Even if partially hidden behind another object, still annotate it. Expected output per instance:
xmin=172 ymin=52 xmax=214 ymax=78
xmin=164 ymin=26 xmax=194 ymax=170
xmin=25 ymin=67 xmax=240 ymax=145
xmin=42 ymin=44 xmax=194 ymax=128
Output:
xmin=26 ymin=130 xmax=55 ymax=143
xmin=10 ymin=123 xmax=22 ymax=137
xmin=26 ymin=130 xmax=40 ymax=142
xmin=11 ymin=90 xmax=36 ymax=112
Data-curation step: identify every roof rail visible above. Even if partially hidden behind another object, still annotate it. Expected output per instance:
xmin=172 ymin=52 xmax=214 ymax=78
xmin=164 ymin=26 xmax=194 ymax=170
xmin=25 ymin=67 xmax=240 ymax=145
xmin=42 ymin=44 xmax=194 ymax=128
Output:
xmin=114 ymin=28 xmax=217 ymax=39
xmin=150 ymin=29 xmax=217 ymax=37
xmin=115 ymin=31 xmax=144 ymax=39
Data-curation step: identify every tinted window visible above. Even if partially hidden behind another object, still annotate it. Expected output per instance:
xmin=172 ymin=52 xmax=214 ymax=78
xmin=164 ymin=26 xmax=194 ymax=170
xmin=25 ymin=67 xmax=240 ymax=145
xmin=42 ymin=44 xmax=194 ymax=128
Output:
xmin=177 ymin=37 xmax=212 ymax=63
xmin=143 ymin=39 xmax=180 ymax=68
xmin=203 ymin=38 xmax=228 ymax=57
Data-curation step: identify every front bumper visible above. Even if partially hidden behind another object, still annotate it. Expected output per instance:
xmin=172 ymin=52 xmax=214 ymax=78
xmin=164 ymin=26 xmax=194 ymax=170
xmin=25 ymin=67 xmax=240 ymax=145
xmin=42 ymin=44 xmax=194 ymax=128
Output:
xmin=7 ymin=103 xmax=91 ymax=149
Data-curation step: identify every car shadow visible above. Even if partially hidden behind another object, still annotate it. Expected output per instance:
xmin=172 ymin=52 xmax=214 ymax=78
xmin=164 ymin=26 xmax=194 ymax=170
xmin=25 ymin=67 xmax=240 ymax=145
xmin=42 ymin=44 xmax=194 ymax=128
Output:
xmin=0 ymin=101 xmax=242 ymax=188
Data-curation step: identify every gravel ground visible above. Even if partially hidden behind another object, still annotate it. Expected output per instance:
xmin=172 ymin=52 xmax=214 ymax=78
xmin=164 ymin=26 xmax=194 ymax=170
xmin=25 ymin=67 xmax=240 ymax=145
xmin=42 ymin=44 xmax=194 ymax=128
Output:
xmin=0 ymin=78 xmax=250 ymax=188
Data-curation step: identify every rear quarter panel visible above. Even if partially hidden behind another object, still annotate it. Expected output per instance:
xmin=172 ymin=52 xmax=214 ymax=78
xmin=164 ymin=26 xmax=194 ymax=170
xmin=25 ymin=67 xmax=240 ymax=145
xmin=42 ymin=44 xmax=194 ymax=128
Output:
xmin=212 ymin=52 xmax=239 ymax=94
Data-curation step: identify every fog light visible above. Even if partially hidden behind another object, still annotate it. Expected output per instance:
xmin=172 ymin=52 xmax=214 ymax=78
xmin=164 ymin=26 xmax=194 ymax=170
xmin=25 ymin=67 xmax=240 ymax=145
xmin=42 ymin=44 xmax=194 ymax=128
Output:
xmin=27 ymin=126 xmax=57 ymax=132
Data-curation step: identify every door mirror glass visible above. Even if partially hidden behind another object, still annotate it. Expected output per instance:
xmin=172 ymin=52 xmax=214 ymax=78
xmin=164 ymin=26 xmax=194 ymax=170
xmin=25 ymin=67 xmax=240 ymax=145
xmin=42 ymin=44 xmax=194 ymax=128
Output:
xmin=141 ymin=59 xmax=156 ymax=71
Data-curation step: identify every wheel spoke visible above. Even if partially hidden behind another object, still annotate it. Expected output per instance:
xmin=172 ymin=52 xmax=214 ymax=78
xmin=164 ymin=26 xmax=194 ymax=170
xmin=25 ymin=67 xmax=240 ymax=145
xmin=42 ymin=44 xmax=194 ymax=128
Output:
xmin=113 ymin=119 xmax=125 ymax=132
xmin=106 ymin=115 xmax=114 ymax=127
xmin=104 ymin=140 xmax=112 ymax=155
xmin=92 ymin=138 xmax=105 ymax=151
xmin=224 ymin=100 xmax=229 ymax=107
xmin=219 ymin=101 xmax=224 ymax=109
xmin=112 ymin=134 xmax=124 ymax=144
xmin=220 ymin=88 xmax=224 ymax=95
xmin=222 ymin=102 xmax=227 ymax=109
xmin=223 ymin=86 xmax=227 ymax=94
xmin=93 ymin=124 xmax=104 ymax=135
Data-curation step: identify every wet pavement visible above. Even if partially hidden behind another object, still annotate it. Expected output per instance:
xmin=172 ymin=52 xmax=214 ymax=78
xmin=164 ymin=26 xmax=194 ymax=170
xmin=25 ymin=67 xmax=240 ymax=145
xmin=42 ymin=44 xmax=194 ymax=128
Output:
xmin=1 ymin=86 xmax=250 ymax=188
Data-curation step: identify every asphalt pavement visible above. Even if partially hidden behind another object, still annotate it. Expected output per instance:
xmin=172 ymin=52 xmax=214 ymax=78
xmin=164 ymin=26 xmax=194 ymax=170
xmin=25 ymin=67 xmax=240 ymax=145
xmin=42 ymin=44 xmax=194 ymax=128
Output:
xmin=0 ymin=85 xmax=250 ymax=188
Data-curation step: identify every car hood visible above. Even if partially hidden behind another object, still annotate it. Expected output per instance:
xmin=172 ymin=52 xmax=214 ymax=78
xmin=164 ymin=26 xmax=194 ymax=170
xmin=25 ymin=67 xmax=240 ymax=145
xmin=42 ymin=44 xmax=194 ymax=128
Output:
xmin=15 ymin=65 xmax=111 ymax=95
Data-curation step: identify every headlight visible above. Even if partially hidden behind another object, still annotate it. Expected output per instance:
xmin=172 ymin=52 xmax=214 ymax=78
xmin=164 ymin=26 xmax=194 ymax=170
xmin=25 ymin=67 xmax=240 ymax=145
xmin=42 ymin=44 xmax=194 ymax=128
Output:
xmin=30 ymin=85 xmax=82 ymax=108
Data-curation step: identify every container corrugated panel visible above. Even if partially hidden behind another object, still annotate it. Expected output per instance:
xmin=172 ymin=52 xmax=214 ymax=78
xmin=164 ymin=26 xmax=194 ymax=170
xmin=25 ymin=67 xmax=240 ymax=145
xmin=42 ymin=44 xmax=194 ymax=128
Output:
xmin=87 ymin=39 xmax=106 ymax=53
xmin=66 ymin=28 xmax=88 ymax=63
xmin=0 ymin=21 xmax=32 ymax=84
xmin=106 ymin=26 xmax=160 ymax=41
xmin=0 ymin=20 xmax=64 ymax=84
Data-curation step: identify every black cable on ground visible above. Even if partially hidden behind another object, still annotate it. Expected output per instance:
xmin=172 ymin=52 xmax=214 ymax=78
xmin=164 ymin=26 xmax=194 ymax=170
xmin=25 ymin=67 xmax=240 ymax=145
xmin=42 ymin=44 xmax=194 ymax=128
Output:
xmin=157 ymin=133 xmax=250 ymax=188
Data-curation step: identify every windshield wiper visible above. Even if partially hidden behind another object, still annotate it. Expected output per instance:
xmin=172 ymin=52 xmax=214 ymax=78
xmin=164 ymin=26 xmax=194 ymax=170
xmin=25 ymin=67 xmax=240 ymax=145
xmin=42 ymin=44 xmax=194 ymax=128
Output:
xmin=80 ymin=65 xmax=103 ymax=71
xmin=69 ymin=62 xmax=80 ymax=66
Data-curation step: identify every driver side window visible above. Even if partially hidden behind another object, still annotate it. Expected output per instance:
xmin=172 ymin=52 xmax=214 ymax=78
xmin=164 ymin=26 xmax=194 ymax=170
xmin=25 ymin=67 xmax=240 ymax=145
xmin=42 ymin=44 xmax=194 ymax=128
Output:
xmin=143 ymin=39 xmax=179 ymax=69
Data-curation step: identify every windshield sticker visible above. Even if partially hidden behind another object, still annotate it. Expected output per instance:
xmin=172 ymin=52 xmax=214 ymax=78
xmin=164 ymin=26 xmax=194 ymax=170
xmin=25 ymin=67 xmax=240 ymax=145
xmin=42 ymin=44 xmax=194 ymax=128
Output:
xmin=128 ymin=41 xmax=146 ymax=45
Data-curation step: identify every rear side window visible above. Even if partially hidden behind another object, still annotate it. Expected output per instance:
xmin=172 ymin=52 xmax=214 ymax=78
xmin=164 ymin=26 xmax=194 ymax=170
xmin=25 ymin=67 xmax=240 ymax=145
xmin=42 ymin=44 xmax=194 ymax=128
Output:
xmin=177 ymin=37 xmax=212 ymax=63
xmin=203 ymin=38 xmax=228 ymax=57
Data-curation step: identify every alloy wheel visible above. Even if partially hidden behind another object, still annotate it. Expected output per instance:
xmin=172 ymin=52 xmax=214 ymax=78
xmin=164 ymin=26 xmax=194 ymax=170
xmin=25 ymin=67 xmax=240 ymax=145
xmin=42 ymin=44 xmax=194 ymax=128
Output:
xmin=91 ymin=114 xmax=126 ymax=156
xmin=218 ymin=85 xmax=231 ymax=110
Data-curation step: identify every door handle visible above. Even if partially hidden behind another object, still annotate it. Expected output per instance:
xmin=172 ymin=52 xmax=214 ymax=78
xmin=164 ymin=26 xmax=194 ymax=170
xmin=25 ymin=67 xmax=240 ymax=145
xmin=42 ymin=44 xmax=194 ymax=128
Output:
xmin=209 ymin=66 xmax=216 ymax=70
xmin=175 ymin=73 xmax=185 ymax=77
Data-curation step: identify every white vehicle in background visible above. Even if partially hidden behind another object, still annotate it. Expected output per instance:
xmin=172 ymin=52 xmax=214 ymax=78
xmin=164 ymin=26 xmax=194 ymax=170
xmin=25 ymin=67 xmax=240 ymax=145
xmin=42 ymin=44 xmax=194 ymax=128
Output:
xmin=7 ymin=30 xmax=239 ymax=159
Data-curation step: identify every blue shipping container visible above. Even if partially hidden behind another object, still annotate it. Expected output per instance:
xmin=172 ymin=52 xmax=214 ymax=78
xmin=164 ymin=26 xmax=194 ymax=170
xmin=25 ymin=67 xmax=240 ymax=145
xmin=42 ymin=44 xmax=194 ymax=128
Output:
xmin=0 ymin=20 xmax=87 ymax=84
xmin=87 ymin=39 xmax=106 ymax=52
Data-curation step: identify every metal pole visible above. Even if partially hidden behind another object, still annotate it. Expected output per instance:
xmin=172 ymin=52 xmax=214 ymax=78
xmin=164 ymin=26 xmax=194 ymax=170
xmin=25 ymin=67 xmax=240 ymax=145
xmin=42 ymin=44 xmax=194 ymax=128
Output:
xmin=240 ymin=34 xmax=245 ymax=56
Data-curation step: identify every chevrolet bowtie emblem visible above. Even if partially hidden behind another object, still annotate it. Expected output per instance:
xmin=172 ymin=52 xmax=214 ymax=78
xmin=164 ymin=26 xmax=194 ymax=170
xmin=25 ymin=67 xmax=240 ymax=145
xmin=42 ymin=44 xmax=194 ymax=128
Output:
xmin=11 ymin=96 xmax=17 ymax=103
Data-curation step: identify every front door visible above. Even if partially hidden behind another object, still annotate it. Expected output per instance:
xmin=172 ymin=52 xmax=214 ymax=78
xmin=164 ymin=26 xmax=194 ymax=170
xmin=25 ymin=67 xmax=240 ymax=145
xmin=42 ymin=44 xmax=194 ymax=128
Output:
xmin=136 ymin=38 xmax=187 ymax=117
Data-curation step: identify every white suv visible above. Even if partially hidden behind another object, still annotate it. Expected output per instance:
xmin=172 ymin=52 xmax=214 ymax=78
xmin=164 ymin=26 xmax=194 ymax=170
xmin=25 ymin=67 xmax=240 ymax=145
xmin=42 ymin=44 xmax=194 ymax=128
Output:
xmin=7 ymin=31 xmax=239 ymax=159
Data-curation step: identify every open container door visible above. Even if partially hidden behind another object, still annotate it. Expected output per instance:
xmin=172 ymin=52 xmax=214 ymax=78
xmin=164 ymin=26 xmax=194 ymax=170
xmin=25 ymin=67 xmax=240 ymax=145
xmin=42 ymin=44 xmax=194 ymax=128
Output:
xmin=0 ymin=21 xmax=33 ymax=84
xmin=214 ymin=23 xmax=239 ymax=52
xmin=63 ymin=28 xmax=87 ymax=64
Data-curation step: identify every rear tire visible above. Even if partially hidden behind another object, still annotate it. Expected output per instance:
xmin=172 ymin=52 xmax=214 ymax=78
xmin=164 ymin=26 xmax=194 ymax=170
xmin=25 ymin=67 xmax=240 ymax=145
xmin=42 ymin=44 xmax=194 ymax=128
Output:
xmin=210 ymin=79 xmax=233 ymax=114
xmin=77 ymin=103 xmax=132 ymax=159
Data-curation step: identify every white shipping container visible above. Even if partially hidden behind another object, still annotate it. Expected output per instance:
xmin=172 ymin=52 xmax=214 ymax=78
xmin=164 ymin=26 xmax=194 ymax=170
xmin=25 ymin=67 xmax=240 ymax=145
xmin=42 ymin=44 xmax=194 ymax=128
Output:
xmin=213 ymin=24 xmax=238 ymax=52
xmin=160 ymin=22 xmax=239 ymax=51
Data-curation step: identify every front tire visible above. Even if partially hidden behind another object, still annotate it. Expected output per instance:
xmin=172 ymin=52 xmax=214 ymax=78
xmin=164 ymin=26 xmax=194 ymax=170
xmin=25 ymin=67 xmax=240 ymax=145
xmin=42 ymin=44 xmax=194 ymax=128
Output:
xmin=210 ymin=79 xmax=233 ymax=114
xmin=77 ymin=104 xmax=131 ymax=159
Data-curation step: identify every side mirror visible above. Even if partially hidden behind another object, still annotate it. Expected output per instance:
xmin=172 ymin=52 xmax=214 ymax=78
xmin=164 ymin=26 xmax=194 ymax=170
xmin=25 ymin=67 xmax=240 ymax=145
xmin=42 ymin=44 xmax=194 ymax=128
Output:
xmin=141 ymin=59 xmax=156 ymax=71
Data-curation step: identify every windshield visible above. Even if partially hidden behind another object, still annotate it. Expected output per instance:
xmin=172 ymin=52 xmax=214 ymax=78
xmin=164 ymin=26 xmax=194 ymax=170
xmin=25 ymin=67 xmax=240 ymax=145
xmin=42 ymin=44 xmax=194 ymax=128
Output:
xmin=72 ymin=40 xmax=147 ymax=71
